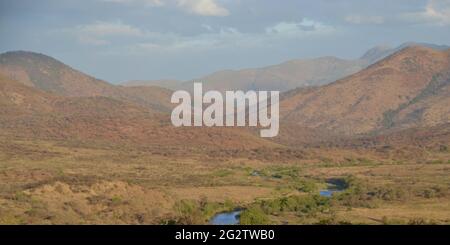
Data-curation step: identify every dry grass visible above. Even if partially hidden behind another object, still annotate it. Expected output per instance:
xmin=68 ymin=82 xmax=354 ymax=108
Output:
xmin=0 ymin=137 xmax=448 ymax=224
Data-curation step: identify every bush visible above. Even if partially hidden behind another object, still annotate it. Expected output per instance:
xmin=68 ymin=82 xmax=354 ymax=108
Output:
xmin=374 ymin=186 xmax=408 ymax=201
xmin=254 ymin=194 xmax=330 ymax=220
xmin=296 ymin=179 xmax=317 ymax=193
xmin=333 ymin=176 xmax=411 ymax=207
xmin=418 ymin=186 xmax=447 ymax=199
xmin=171 ymin=198 xmax=238 ymax=225
xmin=408 ymin=218 xmax=436 ymax=225
xmin=240 ymin=207 xmax=270 ymax=225
xmin=173 ymin=200 xmax=204 ymax=224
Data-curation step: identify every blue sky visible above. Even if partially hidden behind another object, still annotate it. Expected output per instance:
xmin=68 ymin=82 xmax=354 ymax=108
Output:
xmin=1 ymin=0 xmax=450 ymax=83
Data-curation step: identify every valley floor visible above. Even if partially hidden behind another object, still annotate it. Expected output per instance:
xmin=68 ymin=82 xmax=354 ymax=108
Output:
xmin=0 ymin=138 xmax=449 ymax=224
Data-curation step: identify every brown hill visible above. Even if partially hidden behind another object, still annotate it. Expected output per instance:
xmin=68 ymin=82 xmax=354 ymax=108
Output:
xmin=0 ymin=76 xmax=55 ymax=115
xmin=338 ymin=123 xmax=450 ymax=151
xmin=2 ymin=47 xmax=449 ymax=150
xmin=0 ymin=51 xmax=117 ymax=97
xmin=122 ymin=43 xmax=449 ymax=93
xmin=0 ymin=51 xmax=173 ymax=113
xmin=0 ymin=75 xmax=276 ymax=150
xmin=279 ymin=46 xmax=450 ymax=140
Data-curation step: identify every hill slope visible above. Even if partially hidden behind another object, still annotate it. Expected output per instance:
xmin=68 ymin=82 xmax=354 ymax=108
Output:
xmin=279 ymin=46 xmax=450 ymax=139
xmin=0 ymin=51 xmax=173 ymax=113
xmin=0 ymin=75 xmax=276 ymax=150
xmin=125 ymin=42 xmax=449 ymax=92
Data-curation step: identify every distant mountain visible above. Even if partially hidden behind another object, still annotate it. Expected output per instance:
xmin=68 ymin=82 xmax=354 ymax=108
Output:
xmin=360 ymin=45 xmax=394 ymax=63
xmin=122 ymin=79 xmax=182 ymax=90
xmin=0 ymin=51 xmax=173 ymax=113
xmin=124 ymin=42 xmax=449 ymax=93
xmin=279 ymin=46 xmax=450 ymax=140
xmin=185 ymin=42 xmax=450 ymax=92
xmin=2 ymin=45 xmax=449 ymax=149
xmin=361 ymin=42 xmax=450 ymax=64
xmin=182 ymin=56 xmax=367 ymax=92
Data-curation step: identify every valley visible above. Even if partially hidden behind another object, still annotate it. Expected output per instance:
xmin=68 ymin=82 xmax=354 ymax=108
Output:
xmin=0 ymin=44 xmax=449 ymax=224
xmin=0 ymin=137 xmax=448 ymax=224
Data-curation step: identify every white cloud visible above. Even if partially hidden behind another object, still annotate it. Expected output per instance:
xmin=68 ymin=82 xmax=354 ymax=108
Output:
xmin=133 ymin=18 xmax=335 ymax=52
xmin=265 ymin=19 xmax=335 ymax=37
xmin=76 ymin=21 xmax=143 ymax=37
xmin=177 ymin=0 xmax=229 ymax=17
xmin=67 ymin=20 xmax=144 ymax=45
xmin=132 ymin=27 xmax=241 ymax=52
xmin=345 ymin=15 xmax=385 ymax=24
xmin=401 ymin=0 xmax=450 ymax=26
xmin=64 ymin=17 xmax=334 ymax=50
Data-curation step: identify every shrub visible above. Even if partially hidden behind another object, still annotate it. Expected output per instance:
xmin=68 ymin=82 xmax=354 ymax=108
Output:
xmin=240 ymin=207 xmax=270 ymax=225
xmin=255 ymin=194 xmax=330 ymax=219
xmin=296 ymin=179 xmax=317 ymax=193
xmin=171 ymin=198 xmax=238 ymax=225
xmin=408 ymin=218 xmax=436 ymax=225
xmin=173 ymin=200 xmax=204 ymax=224
xmin=418 ymin=185 xmax=447 ymax=199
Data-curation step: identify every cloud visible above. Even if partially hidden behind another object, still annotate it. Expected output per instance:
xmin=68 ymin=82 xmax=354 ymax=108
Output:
xmin=201 ymin=24 xmax=213 ymax=31
xmin=132 ymin=18 xmax=335 ymax=52
xmin=66 ymin=20 xmax=144 ymax=45
xmin=344 ymin=15 xmax=384 ymax=24
xmin=100 ymin=0 xmax=164 ymax=6
xmin=401 ymin=0 xmax=450 ymax=26
xmin=265 ymin=19 xmax=335 ymax=36
xmin=132 ymin=27 xmax=242 ymax=52
xmin=76 ymin=21 xmax=143 ymax=37
xmin=99 ymin=0 xmax=229 ymax=16
xmin=78 ymin=36 xmax=111 ymax=46
xmin=177 ymin=0 xmax=229 ymax=17
xmin=63 ymin=17 xmax=334 ymax=51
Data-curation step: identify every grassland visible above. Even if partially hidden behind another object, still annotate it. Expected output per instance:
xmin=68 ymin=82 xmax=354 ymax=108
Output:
xmin=0 ymin=137 xmax=448 ymax=225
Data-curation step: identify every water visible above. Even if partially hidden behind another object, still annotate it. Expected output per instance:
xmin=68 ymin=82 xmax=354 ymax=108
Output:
xmin=210 ymin=211 xmax=241 ymax=225
xmin=319 ymin=189 xmax=339 ymax=197
xmin=319 ymin=178 xmax=347 ymax=197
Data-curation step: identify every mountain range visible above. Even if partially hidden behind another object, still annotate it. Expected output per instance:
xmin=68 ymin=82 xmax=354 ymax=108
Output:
xmin=277 ymin=46 xmax=450 ymax=145
xmin=1 ymin=43 xmax=449 ymax=151
xmin=122 ymin=42 xmax=449 ymax=92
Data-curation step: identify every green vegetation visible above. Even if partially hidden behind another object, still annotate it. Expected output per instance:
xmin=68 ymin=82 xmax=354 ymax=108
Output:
xmin=239 ymin=195 xmax=331 ymax=224
xmin=240 ymin=207 xmax=270 ymax=225
xmin=164 ymin=197 xmax=236 ymax=225
xmin=0 ymin=138 xmax=449 ymax=225
xmin=333 ymin=175 xmax=448 ymax=209
xmin=295 ymin=179 xmax=317 ymax=193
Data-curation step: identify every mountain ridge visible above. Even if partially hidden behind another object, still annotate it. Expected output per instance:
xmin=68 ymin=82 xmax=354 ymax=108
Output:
xmin=0 ymin=51 xmax=174 ymax=113
xmin=278 ymin=46 xmax=450 ymax=141
xmin=1 ymin=45 xmax=449 ymax=149
xmin=121 ymin=42 xmax=450 ymax=92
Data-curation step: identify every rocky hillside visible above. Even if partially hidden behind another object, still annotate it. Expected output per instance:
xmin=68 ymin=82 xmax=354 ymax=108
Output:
xmin=0 ymin=51 xmax=173 ymax=113
xmin=279 ymin=46 xmax=450 ymax=138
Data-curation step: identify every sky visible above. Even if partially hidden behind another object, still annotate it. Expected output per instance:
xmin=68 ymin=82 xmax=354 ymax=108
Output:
xmin=1 ymin=0 xmax=450 ymax=83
